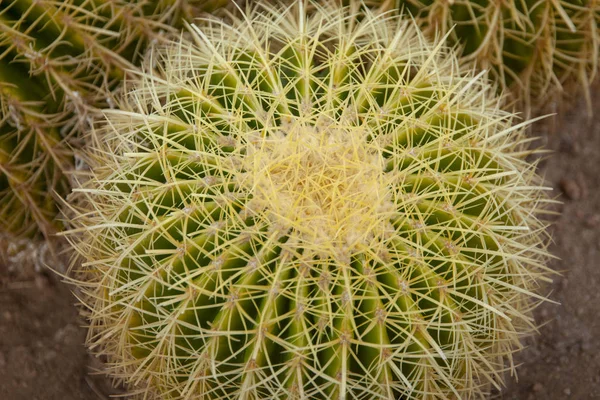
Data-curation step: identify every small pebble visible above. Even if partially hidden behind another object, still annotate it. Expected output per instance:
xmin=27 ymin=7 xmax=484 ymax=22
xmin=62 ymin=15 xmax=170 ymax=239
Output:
xmin=560 ymin=278 xmax=569 ymax=291
xmin=532 ymin=382 xmax=544 ymax=392
xmin=53 ymin=324 xmax=78 ymax=344
xmin=584 ymin=214 xmax=600 ymax=228
xmin=53 ymin=327 xmax=67 ymax=342
xmin=581 ymin=340 xmax=592 ymax=353
xmin=43 ymin=350 xmax=57 ymax=361
xmin=559 ymin=136 xmax=580 ymax=155
xmin=564 ymin=388 xmax=572 ymax=396
xmin=559 ymin=179 xmax=582 ymax=200
xmin=34 ymin=274 xmax=50 ymax=290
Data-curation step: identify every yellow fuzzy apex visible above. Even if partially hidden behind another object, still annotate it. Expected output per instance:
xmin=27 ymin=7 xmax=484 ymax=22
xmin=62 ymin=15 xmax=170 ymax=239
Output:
xmin=237 ymin=115 xmax=396 ymax=259
xmin=66 ymin=2 xmax=555 ymax=399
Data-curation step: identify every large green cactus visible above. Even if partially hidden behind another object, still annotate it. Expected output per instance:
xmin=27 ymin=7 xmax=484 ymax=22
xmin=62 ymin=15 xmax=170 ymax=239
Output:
xmin=67 ymin=2 xmax=553 ymax=399
xmin=0 ymin=0 xmax=227 ymax=239
xmin=367 ymin=0 xmax=599 ymax=112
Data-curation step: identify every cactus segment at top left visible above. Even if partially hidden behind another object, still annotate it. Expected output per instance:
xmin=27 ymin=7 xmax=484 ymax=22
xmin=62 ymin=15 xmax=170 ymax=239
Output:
xmin=0 ymin=0 xmax=227 ymax=239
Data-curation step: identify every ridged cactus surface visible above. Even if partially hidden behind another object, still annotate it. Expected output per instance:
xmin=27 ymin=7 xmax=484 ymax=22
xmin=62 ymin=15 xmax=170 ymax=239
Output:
xmin=369 ymin=0 xmax=599 ymax=111
xmin=0 ymin=0 xmax=227 ymax=238
xmin=68 ymin=2 xmax=552 ymax=399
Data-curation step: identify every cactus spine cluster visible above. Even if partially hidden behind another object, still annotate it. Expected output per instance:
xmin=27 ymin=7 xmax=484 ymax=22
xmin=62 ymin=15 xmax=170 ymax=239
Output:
xmin=370 ymin=0 xmax=599 ymax=111
xmin=68 ymin=2 xmax=552 ymax=399
xmin=0 ymin=0 xmax=227 ymax=239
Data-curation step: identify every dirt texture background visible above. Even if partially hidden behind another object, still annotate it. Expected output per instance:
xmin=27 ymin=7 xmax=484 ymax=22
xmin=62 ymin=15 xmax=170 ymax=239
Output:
xmin=0 ymin=85 xmax=599 ymax=399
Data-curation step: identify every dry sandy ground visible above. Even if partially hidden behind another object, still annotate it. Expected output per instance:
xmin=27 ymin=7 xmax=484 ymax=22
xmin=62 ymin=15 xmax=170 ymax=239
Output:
xmin=0 ymin=88 xmax=599 ymax=400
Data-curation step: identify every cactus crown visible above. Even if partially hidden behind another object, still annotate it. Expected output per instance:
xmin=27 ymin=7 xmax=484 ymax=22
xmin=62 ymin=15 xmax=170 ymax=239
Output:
xmin=69 ymin=2 xmax=552 ymax=399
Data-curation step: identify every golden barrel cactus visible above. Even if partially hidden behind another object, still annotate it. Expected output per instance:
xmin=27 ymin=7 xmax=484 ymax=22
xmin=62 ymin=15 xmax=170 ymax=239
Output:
xmin=67 ymin=2 xmax=553 ymax=399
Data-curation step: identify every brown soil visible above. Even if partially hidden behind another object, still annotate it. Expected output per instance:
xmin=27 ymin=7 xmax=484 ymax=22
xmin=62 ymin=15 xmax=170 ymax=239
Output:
xmin=1 ymin=88 xmax=599 ymax=400
xmin=498 ymin=89 xmax=600 ymax=400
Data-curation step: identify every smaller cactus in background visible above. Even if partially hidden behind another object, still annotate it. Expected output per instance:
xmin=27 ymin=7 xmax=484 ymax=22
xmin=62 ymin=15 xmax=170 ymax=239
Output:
xmin=366 ymin=0 xmax=599 ymax=113
xmin=0 ymin=0 xmax=228 ymax=240
xmin=67 ymin=2 xmax=553 ymax=399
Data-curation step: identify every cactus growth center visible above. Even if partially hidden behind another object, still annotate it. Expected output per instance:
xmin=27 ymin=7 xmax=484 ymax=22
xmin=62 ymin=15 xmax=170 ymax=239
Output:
xmin=238 ymin=117 xmax=395 ymax=259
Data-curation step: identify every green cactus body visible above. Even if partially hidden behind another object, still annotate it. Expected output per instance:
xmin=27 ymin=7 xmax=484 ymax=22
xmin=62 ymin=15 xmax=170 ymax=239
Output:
xmin=68 ymin=2 xmax=552 ymax=399
xmin=0 ymin=0 xmax=227 ymax=238
xmin=369 ymin=0 xmax=599 ymax=111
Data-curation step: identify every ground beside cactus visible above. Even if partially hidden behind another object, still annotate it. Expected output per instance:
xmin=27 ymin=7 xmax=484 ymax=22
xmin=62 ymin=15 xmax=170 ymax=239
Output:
xmin=0 ymin=0 xmax=228 ymax=240
xmin=368 ymin=0 xmax=599 ymax=113
xmin=67 ymin=2 xmax=553 ymax=399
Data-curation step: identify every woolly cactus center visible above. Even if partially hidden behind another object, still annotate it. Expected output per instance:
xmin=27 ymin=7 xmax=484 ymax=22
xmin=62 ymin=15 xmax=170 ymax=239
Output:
xmin=240 ymin=118 xmax=394 ymax=256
